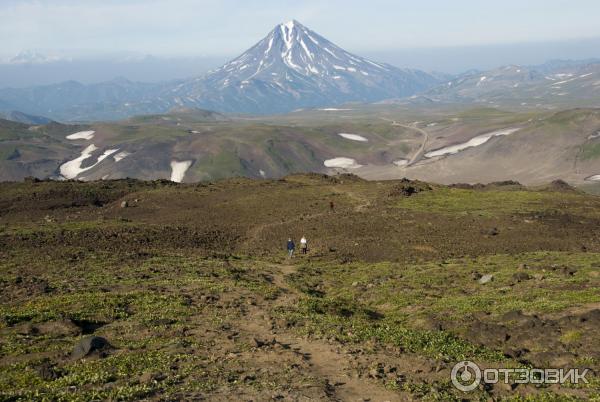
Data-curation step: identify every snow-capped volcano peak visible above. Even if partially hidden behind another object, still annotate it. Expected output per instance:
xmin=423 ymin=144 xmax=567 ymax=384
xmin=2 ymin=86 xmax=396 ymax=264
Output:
xmin=207 ymin=20 xmax=393 ymax=82
xmin=173 ymin=20 xmax=440 ymax=114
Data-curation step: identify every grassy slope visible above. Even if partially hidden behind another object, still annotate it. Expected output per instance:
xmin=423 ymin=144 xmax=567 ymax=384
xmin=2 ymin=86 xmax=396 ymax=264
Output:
xmin=0 ymin=177 xmax=599 ymax=400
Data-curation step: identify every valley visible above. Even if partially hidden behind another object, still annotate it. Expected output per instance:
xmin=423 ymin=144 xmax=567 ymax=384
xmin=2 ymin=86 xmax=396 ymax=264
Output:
xmin=2 ymin=106 xmax=600 ymax=189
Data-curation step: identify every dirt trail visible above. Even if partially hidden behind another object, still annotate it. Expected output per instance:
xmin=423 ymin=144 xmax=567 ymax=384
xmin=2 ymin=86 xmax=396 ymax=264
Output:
xmin=380 ymin=117 xmax=429 ymax=166
xmin=332 ymin=187 xmax=372 ymax=212
xmin=238 ymin=262 xmax=405 ymax=401
xmin=240 ymin=212 xmax=325 ymax=251
xmin=240 ymin=187 xmax=372 ymax=250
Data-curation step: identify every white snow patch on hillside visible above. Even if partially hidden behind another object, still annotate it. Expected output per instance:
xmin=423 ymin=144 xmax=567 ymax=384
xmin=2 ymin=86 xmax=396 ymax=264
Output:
xmin=319 ymin=108 xmax=352 ymax=111
xmin=393 ymin=159 xmax=408 ymax=167
xmin=265 ymin=36 xmax=274 ymax=55
xmin=299 ymin=39 xmax=313 ymax=60
xmin=324 ymin=157 xmax=362 ymax=169
xmin=99 ymin=149 xmax=119 ymax=163
xmin=338 ymin=133 xmax=368 ymax=142
xmin=425 ymin=128 xmax=520 ymax=158
xmin=588 ymin=131 xmax=600 ymax=140
xmin=307 ymin=34 xmax=320 ymax=45
xmin=114 ymin=151 xmax=131 ymax=162
xmin=585 ymin=174 xmax=600 ymax=181
xmin=60 ymin=144 xmax=97 ymax=179
xmin=60 ymin=145 xmax=119 ymax=179
xmin=66 ymin=130 xmax=95 ymax=140
xmin=307 ymin=64 xmax=319 ymax=74
xmin=170 ymin=160 xmax=193 ymax=183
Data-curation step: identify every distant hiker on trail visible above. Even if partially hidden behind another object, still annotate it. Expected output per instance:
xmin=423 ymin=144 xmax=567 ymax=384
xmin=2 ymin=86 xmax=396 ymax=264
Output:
xmin=329 ymin=200 xmax=335 ymax=212
xmin=287 ymin=238 xmax=295 ymax=258
xmin=300 ymin=236 xmax=308 ymax=254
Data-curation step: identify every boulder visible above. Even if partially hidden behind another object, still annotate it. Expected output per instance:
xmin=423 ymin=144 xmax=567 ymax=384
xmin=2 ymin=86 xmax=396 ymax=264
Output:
xmin=71 ymin=336 xmax=111 ymax=359
xmin=479 ymin=274 xmax=494 ymax=284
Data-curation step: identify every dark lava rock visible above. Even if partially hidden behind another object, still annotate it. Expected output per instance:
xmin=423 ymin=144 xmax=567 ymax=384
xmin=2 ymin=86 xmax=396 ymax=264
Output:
xmin=71 ymin=336 xmax=111 ymax=359
xmin=485 ymin=227 xmax=499 ymax=236
xmin=253 ymin=337 xmax=276 ymax=348
xmin=547 ymin=179 xmax=577 ymax=193
xmin=489 ymin=180 xmax=522 ymax=187
xmin=388 ymin=178 xmax=432 ymax=197
xmin=449 ymin=183 xmax=487 ymax=190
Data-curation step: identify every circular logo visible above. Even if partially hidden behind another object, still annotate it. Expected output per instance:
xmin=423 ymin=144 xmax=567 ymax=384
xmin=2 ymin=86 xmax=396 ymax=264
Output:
xmin=451 ymin=361 xmax=482 ymax=392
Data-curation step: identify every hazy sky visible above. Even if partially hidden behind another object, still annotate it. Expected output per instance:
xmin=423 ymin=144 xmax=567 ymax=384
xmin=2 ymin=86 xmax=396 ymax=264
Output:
xmin=3 ymin=0 xmax=600 ymax=58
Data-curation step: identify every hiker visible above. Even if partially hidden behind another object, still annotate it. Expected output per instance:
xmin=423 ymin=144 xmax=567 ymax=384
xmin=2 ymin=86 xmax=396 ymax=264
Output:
xmin=329 ymin=200 xmax=335 ymax=212
xmin=300 ymin=236 xmax=308 ymax=254
xmin=287 ymin=238 xmax=295 ymax=258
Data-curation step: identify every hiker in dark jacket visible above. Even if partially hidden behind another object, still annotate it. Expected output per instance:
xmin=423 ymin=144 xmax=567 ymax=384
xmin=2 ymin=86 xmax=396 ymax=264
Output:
xmin=287 ymin=238 xmax=295 ymax=258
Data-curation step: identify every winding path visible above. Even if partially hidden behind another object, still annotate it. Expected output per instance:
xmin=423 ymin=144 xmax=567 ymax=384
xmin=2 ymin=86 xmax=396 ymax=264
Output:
xmin=380 ymin=117 xmax=429 ymax=166
xmin=237 ymin=262 xmax=405 ymax=401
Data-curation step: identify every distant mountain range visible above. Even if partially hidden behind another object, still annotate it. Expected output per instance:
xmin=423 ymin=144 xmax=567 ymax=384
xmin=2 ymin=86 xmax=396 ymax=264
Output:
xmin=398 ymin=59 xmax=600 ymax=109
xmin=0 ymin=21 xmax=442 ymax=121
xmin=3 ymin=51 xmax=66 ymax=65
xmin=0 ymin=111 xmax=53 ymax=125
xmin=0 ymin=22 xmax=598 ymax=122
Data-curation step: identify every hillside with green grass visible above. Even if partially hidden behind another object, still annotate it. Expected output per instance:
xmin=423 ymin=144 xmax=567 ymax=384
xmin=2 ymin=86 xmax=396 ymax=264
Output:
xmin=1 ymin=176 xmax=599 ymax=400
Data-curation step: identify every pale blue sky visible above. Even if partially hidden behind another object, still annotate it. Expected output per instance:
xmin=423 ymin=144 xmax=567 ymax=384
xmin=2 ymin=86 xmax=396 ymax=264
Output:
xmin=2 ymin=0 xmax=600 ymax=58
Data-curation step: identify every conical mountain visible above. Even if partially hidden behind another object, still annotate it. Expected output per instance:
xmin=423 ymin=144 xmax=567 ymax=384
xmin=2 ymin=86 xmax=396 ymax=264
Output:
xmin=174 ymin=20 xmax=441 ymax=113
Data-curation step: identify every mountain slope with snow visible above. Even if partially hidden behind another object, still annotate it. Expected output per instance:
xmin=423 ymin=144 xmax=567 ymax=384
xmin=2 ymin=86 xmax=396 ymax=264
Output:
xmin=409 ymin=61 xmax=600 ymax=109
xmin=174 ymin=20 xmax=440 ymax=114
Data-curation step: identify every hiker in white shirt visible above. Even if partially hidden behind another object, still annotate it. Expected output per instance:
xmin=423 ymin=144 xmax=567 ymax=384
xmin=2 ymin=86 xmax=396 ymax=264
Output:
xmin=300 ymin=236 xmax=308 ymax=254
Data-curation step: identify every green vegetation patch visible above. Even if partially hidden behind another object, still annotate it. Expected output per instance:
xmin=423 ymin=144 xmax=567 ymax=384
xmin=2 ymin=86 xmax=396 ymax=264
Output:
xmin=395 ymin=188 xmax=593 ymax=216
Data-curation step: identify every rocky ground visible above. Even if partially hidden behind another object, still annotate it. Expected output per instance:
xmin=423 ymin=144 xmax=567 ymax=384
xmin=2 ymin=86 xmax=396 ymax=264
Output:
xmin=0 ymin=175 xmax=599 ymax=400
